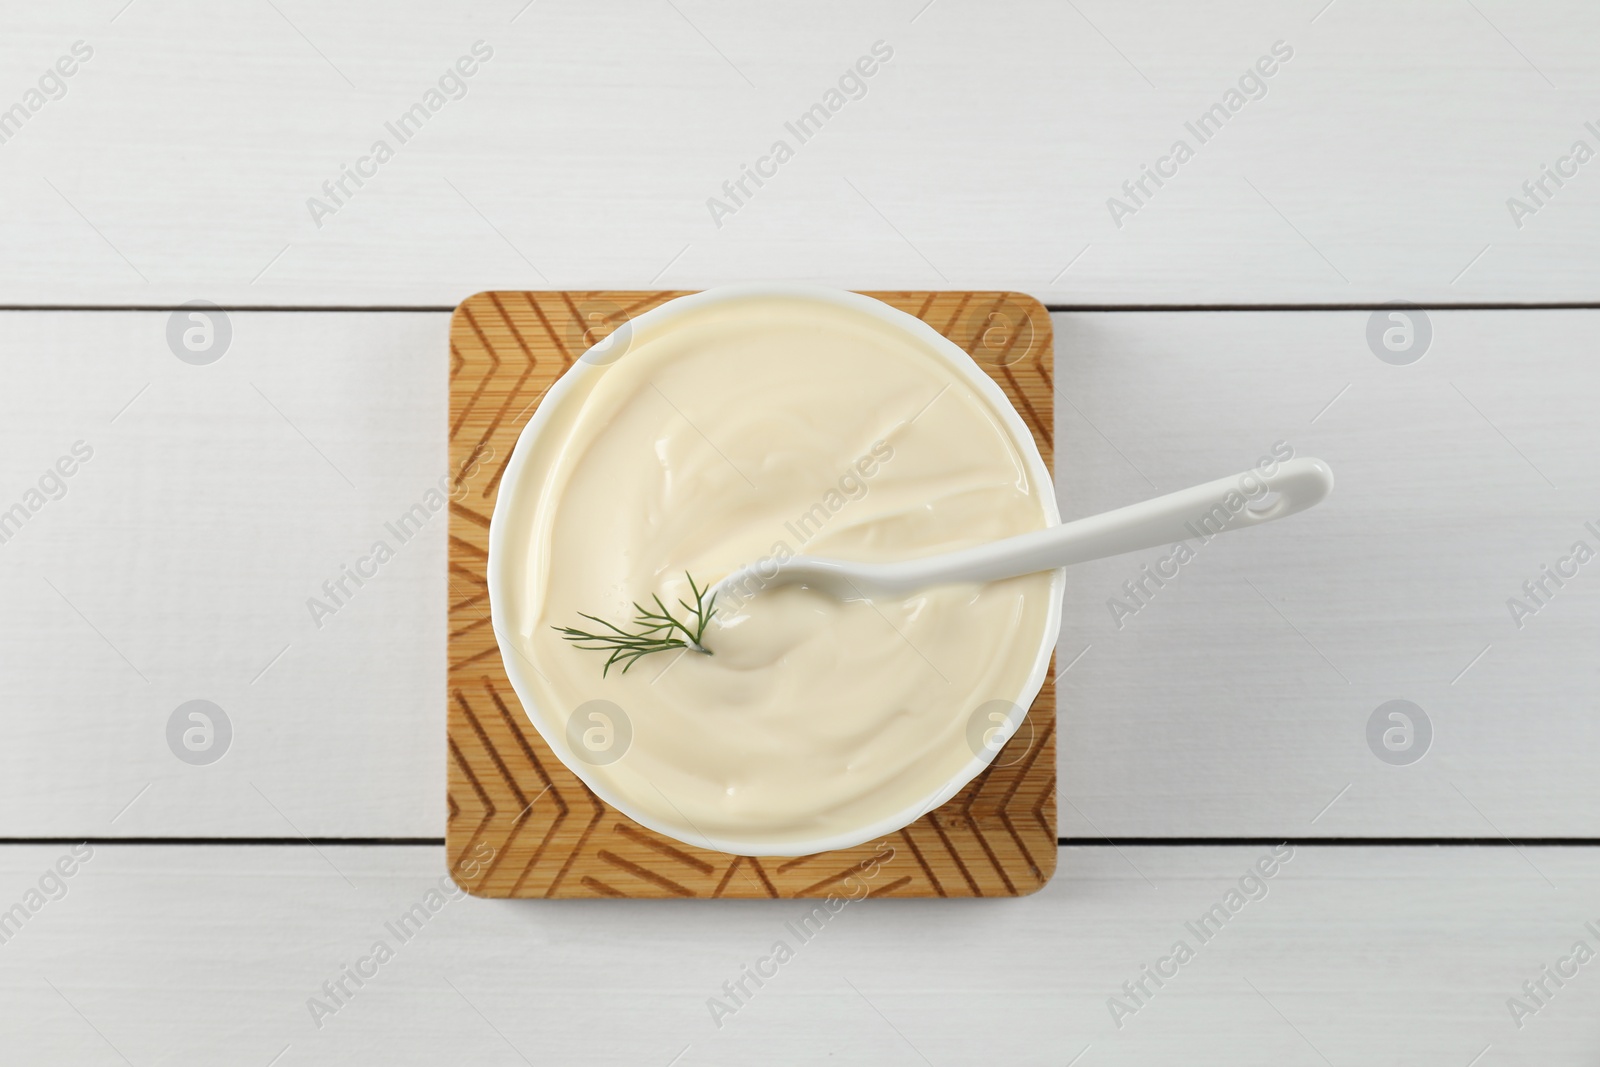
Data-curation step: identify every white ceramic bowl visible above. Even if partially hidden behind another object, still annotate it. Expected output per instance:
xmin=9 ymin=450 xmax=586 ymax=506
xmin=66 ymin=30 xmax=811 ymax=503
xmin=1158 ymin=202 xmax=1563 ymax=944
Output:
xmin=487 ymin=283 xmax=1064 ymax=855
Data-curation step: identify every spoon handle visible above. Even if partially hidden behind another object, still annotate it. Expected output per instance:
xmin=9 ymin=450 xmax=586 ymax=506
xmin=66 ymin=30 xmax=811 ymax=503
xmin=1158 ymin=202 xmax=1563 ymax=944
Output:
xmin=879 ymin=457 xmax=1334 ymax=590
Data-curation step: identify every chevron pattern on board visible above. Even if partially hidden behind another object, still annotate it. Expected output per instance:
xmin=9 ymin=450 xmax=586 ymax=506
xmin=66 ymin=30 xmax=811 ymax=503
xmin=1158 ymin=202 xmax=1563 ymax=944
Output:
xmin=446 ymin=291 xmax=1058 ymax=898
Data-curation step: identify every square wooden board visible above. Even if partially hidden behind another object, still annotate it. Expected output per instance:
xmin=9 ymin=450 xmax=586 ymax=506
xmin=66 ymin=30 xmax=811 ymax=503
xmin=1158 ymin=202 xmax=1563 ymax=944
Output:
xmin=447 ymin=291 xmax=1057 ymax=898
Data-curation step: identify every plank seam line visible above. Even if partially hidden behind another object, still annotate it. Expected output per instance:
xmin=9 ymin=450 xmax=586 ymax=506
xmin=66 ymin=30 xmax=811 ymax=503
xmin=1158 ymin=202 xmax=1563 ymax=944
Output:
xmin=7 ymin=836 xmax=1600 ymax=847
xmin=4 ymin=302 xmax=1600 ymax=313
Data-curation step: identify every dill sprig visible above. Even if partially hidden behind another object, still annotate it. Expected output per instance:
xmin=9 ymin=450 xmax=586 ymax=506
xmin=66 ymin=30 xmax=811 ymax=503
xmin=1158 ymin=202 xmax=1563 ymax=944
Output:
xmin=554 ymin=572 xmax=718 ymax=676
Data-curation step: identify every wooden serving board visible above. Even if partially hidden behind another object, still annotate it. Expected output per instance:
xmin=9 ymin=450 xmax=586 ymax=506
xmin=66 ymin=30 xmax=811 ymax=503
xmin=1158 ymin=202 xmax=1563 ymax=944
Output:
xmin=446 ymin=291 xmax=1057 ymax=898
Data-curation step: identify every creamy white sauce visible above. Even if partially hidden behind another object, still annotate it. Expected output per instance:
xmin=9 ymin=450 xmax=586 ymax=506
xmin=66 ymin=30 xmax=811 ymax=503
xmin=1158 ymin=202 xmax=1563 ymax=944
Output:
xmin=500 ymin=293 xmax=1054 ymax=851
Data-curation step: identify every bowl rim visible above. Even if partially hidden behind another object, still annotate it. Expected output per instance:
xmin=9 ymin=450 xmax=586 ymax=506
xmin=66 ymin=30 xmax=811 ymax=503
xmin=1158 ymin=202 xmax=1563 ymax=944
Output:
xmin=485 ymin=282 xmax=1064 ymax=856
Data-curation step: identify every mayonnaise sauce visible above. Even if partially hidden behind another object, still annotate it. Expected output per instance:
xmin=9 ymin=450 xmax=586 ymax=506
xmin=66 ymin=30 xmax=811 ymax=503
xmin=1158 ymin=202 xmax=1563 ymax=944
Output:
xmin=500 ymin=293 xmax=1054 ymax=851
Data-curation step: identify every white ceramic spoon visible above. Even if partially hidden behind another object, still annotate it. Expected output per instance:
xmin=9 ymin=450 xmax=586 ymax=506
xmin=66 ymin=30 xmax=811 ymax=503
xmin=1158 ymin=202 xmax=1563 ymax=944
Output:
xmin=714 ymin=457 xmax=1334 ymax=602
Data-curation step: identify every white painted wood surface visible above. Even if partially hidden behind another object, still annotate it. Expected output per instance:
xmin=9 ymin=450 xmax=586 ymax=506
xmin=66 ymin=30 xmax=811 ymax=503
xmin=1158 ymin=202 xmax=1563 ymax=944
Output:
xmin=0 ymin=1 xmax=1597 ymax=306
xmin=1056 ymin=308 xmax=1600 ymax=839
xmin=0 ymin=311 xmax=447 ymax=839
xmin=3 ymin=2 xmax=1598 ymax=1058
xmin=2 ymin=309 xmax=1596 ymax=838
xmin=0 ymin=844 xmax=1593 ymax=1065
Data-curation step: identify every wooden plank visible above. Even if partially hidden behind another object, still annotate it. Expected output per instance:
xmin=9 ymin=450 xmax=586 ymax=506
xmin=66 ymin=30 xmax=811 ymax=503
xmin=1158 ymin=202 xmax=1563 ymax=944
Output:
xmin=1053 ymin=308 xmax=1600 ymax=839
xmin=2 ymin=308 xmax=1597 ymax=839
xmin=0 ymin=2 xmax=1596 ymax=306
xmin=445 ymin=291 xmax=1056 ymax=896
xmin=0 ymin=310 xmax=449 ymax=839
xmin=0 ymin=844 xmax=1595 ymax=1063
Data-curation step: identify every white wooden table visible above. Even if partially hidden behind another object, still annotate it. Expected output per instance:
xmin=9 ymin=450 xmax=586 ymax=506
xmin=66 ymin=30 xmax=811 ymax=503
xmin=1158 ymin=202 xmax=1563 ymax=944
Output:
xmin=3 ymin=1 xmax=1598 ymax=1062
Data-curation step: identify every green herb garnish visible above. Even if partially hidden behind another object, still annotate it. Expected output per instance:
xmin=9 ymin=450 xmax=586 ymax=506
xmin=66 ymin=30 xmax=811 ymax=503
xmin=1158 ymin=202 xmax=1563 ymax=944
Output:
xmin=554 ymin=572 xmax=718 ymax=676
